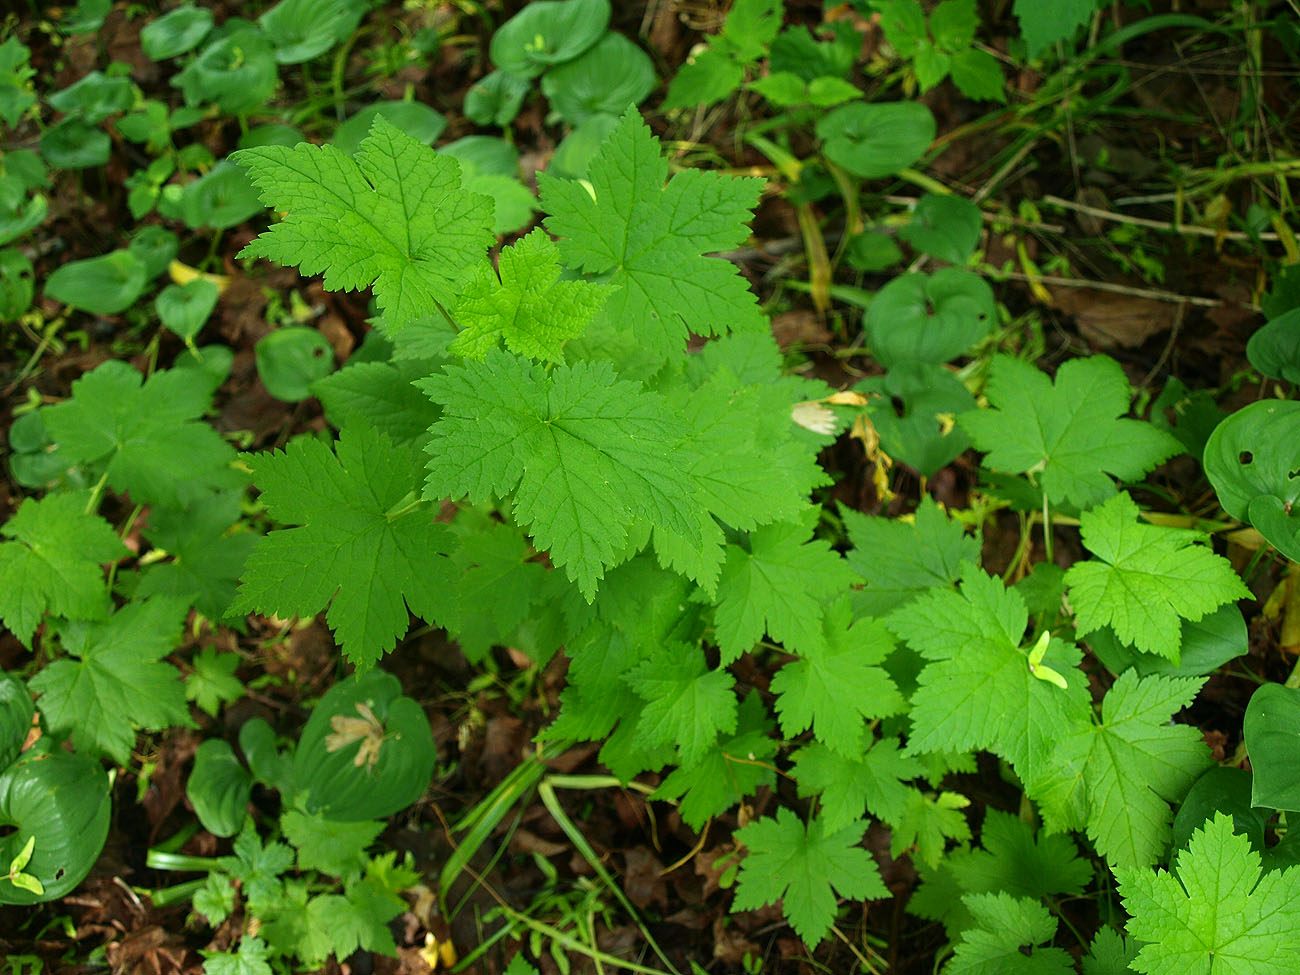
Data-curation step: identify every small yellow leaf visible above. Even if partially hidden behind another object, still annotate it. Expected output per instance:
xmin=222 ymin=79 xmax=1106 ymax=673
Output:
xmin=168 ymin=259 xmax=231 ymax=293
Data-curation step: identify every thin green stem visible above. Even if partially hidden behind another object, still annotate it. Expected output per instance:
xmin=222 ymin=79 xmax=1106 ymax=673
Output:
xmin=1041 ymin=492 xmax=1054 ymax=565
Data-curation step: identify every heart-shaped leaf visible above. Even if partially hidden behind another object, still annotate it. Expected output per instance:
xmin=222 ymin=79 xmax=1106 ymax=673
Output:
xmin=864 ymin=268 xmax=994 ymax=367
xmin=858 ymin=361 xmax=974 ymax=476
xmin=44 ymin=250 xmax=148 ymax=316
xmin=255 ymin=327 xmax=335 ymax=401
xmin=156 ymin=278 xmax=219 ymax=342
xmin=815 ymin=101 xmax=935 ymax=179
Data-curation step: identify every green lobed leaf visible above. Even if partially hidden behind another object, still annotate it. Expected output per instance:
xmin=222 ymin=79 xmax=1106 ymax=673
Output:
xmin=421 ymin=352 xmax=702 ymax=599
xmin=1065 ymin=493 xmax=1249 ymax=660
xmin=0 ymin=492 xmax=125 ymax=647
xmin=960 ymin=354 xmax=1182 ymax=509
xmin=713 ymin=517 xmax=857 ymax=662
xmin=771 ymin=597 xmax=904 ymax=753
xmin=1030 ymin=670 xmax=1213 ymax=869
xmin=1116 ymin=812 xmax=1300 ymax=975
xmin=540 ymin=110 xmax=766 ymax=359
xmin=233 ymin=115 xmax=494 ymax=335
xmin=733 ymin=808 xmax=886 ymax=947
xmin=30 ymin=596 xmax=194 ymax=764
xmin=888 ymin=568 xmax=1091 ymax=786
xmin=234 ymin=423 xmax=456 ymax=667
xmin=626 ymin=643 xmax=737 ymax=767
xmin=448 ymin=229 xmax=611 ymax=363
xmin=42 ymin=360 xmax=239 ymax=508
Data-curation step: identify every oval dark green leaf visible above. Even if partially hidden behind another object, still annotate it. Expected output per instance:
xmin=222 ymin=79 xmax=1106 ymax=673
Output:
xmin=864 ymin=268 xmax=994 ymax=367
xmin=259 ymin=0 xmax=366 ymax=64
xmin=186 ymin=739 xmax=253 ymax=837
xmin=898 ymin=193 xmax=982 ymax=264
xmin=1246 ymin=308 xmax=1300 ymax=384
xmin=293 ymin=669 xmax=435 ymax=822
xmin=40 ymin=118 xmax=110 ymax=169
xmin=332 ymin=101 xmax=446 ymax=156
xmin=177 ymin=162 xmax=263 ymax=230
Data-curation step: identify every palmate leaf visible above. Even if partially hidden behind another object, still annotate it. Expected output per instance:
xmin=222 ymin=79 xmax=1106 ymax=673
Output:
xmin=1117 ymin=813 xmax=1300 ymax=975
xmin=733 ymin=807 xmax=886 ymax=947
xmin=770 ymin=596 xmax=904 ymax=753
xmin=447 ymin=228 xmax=611 ymax=363
xmin=959 ymin=354 xmax=1181 ymax=510
xmin=540 ymin=111 xmax=766 ymax=358
xmin=29 ymin=597 xmax=193 ymax=764
xmin=233 ymin=116 xmax=494 ymax=334
xmin=234 ymin=423 xmax=455 ymax=668
xmin=948 ymin=892 xmax=1075 ymax=975
xmin=713 ymin=516 xmax=856 ymax=662
xmin=1065 ymin=492 xmax=1249 ymax=660
xmin=652 ymin=690 xmax=777 ymax=829
xmin=842 ymin=495 xmax=980 ymax=617
xmin=886 ymin=568 xmax=1091 ymax=786
xmin=42 ymin=360 xmax=239 ymax=507
xmin=626 ymin=642 xmax=737 ymax=767
xmin=421 ymin=352 xmax=704 ymax=599
xmin=0 ymin=492 xmax=125 ymax=647
xmin=1030 ymin=670 xmax=1213 ymax=869
xmin=792 ymin=733 xmax=923 ymax=833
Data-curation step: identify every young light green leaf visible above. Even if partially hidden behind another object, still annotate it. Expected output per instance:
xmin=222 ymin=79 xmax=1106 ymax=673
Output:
xmin=733 ymin=808 xmax=886 ymax=947
xmin=0 ymin=493 xmax=125 ymax=647
xmin=1116 ymin=812 xmax=1300 ymax=975
xmin=447 ymin=229 xmax=610 ymax=363
xmin=185 ymin=647 xmax=244 ymax=717
xmin=29 ymin=597 xmax=193 ymax=764
xmin=959 ymin=354 xmax=1182 ymax=509
xmin=421 ymin=352 xmax=703 ymax=599
xmin=234 ymin=423 xmax=456 ymax=668
xmin=891 ymin=790 xmax=972 ymax=868
xmin=233 ymin=116 xmax=494 ymax=334
xmin=540 ymin=111 xmax=766 ymax=358
xmin=1065 ymin=492 xmax=1249 ymax=660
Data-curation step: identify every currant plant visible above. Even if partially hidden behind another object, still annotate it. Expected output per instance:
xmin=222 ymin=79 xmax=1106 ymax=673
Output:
xmin=213 ymin=106 xmax=1300 ymax=966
